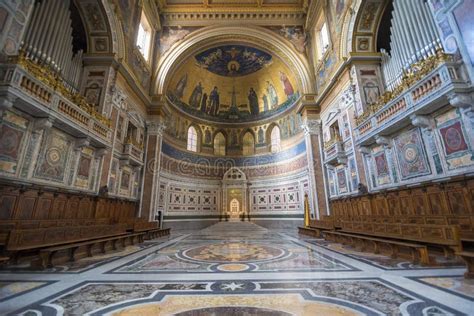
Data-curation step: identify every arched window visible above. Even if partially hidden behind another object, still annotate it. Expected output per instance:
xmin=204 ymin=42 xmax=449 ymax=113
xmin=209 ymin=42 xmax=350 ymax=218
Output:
xmin=214 ymin=132 xmax=226 ymax=156
xmin=136 ymin=11 xmax=152 ymax=61
xmin=270 ymin=126 xmax=281 ymax=153
xmin=242 ymin=132 xmax=255 ymax=155
xmin=187 ymin=126 xmax=198 ymax=152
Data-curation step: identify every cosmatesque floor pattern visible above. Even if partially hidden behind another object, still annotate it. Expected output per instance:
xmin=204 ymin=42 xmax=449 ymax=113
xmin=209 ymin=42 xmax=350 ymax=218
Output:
xmin=0 ymin=222 xmax=473 ymax=315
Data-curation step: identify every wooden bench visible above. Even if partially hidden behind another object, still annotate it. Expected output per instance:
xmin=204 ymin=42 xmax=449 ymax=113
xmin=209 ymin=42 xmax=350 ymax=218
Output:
xmin=457 ymin=251 xmax=474 ymax=278
xmin=298 ymin=226 xmax=322 ymax=238
xmin=144 ymin=228 xmax=170 ymax=240
xmin=0 ymin=256 xmax=9 ymax=265
xmin=324 ymin=231 xmax=431 ymax=265
xmin=37 ymin=232 xmax=146 ymax=269
xmin=298 ymin=218 xmax=335 ymax=238
xmin=340 ymin=221 xmax=461 ymax=258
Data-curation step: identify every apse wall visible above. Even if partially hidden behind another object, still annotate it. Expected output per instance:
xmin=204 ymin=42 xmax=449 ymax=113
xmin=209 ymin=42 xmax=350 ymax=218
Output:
xmin=158 ymin=137 xmax=310 ymax=229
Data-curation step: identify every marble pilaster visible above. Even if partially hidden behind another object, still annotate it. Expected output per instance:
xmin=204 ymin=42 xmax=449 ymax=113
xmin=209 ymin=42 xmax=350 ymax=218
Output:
xmin=300 ymin=102 xmax=328 ymax=219
xmin=140 ymin=115 xmax=166 ymax=221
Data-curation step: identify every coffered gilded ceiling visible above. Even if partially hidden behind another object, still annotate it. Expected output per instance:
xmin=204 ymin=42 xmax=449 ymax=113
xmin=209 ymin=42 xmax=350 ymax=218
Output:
xmin=157 ymin=0 xmax=308 ymax=26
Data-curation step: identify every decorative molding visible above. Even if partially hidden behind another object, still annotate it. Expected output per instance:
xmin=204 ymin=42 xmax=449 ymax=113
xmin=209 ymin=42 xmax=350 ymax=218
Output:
xmin=74 ymin=138 xmax=90 ymax=151
xmin=375 ymin=135 xmax=391 ymax=148
xmin=359 ymin=146 xmax=371 ymax=155
xmin=33 ymin=117 xmax=54 ymax=131
xmin=410 ymin=114 xmax=434 ymax=130
xmin=448 ymin=92 xmax=473 ymax=109
xmin=96 ymin=148 xmax=108 ymax=157
xmin=0 ymin=95 xmax=17 ymax=111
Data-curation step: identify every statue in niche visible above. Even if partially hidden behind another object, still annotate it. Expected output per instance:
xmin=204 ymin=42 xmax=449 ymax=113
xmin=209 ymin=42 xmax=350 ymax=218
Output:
xmin=262 ymin=94 xmax=269 ymax=112
xmin=266 ymin=81 xmax=278 ymax=109
xmin=258 ymin=128 xmax=264 ymax=143
xmin=209 ymin=86 xmax=220 ymax=116
xmin=189 ymin=82 xmax=203 ymax=108
xmin=174 ymin=74 xmax=187 ymax=100
xmin=200 ymin=93 xmax=208 ymax=113
xmin=279 ymin=71 xmax=294 ymax=98
xmin=248 ymin=88 xmax=259 ymax=116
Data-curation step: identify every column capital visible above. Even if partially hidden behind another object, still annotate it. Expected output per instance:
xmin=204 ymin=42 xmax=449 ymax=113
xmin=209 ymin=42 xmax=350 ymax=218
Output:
xmin=301 ymin=118 xmax=321 ymax=136
xmin=146 ymin=119 xmax=166 ymax=136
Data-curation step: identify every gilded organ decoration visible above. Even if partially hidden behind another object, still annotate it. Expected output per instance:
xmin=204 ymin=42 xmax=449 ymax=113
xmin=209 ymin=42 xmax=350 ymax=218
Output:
xmin=167 ymin=45 xmax=300 ymax=123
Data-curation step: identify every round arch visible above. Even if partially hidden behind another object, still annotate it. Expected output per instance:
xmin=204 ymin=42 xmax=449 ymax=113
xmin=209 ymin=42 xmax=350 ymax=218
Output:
xmin=186 ymin=123 xmax=203 ymax=152
xmin=341 ymin=0 xmax=389 ymax=56
xmin=153 ymin=25 xmax=315 ymax=96
xmin=73 ymin=0 xmax=125 ymax=56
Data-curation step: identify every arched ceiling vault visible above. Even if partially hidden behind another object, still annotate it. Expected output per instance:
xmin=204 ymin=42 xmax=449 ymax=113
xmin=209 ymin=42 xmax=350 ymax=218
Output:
xmin=153 ymin=25 xmax=315 ymax=96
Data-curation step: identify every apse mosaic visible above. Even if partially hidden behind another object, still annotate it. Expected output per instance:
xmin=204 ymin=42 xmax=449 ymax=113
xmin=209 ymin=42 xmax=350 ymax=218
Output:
xmin=167 ymin=45 xmax=300 ymax=123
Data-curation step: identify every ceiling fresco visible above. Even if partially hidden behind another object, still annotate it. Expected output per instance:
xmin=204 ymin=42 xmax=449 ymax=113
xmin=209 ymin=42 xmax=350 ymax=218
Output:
xmin=167 ymin=45 xmax=300 ymax=123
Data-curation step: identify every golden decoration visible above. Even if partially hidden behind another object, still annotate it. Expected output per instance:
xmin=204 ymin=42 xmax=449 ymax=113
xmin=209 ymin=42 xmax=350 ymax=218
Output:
xmin=11 ymin=50 xmax=112 ymax=128
xmin=355 ymin=49 xmax=453 ymax=126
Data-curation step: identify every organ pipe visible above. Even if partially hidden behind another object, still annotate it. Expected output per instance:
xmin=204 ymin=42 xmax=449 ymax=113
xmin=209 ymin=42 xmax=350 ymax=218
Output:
xmin=381 ymin=0 xmax=441 ymax=91
xmin=21 ymin=0 xmax=82 ymax=92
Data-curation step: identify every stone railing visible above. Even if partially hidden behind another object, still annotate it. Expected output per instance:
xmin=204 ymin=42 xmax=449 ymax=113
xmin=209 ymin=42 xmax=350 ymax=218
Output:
xmin=354 ymin=51 xmax=469 ymax=145
xmin=123 ymin=142 xmax=144 ymax=165
xmin=0 ymin=53 xmax=112 ymax=144
xmin=323 ymin=136 xmax=347 ymax=165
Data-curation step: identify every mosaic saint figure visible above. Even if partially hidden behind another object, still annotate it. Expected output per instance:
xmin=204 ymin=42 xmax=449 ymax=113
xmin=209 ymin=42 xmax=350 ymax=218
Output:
xmin=258 ymin=128 xmax=264 ymax=143
xmin=279 ymin=71 xmax=294 ymax=98
xmin=205 ymin=129 xmax=211 ymax=144
xmin=248 ymin=88 xmax=259 ymax=116
xmin=200 ymin=93 xmax=208 ymax=113
xmin=189 ymin=82 xmax=203 ymax=108
xmin=266 ymin=81 xmax=278 ymax=108
xmin=262 ymin=94 xmax=269 ymax=111
xmin=209 ymin=86 xmax=220 ymax=116
xmin=174 ymin=74 xmax=187 ymax=99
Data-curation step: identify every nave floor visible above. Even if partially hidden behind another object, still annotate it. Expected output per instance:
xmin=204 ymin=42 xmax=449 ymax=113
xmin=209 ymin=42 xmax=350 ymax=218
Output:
xmin=0 ymin=222 xmax=473 ymax=315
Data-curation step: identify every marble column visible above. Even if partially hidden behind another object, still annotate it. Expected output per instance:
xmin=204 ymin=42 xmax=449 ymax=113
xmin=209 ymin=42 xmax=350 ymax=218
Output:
xmin=140 ymin=116 xmax=166 ymax=221
xmin=300 ymin=102 xmax=329 ymax=219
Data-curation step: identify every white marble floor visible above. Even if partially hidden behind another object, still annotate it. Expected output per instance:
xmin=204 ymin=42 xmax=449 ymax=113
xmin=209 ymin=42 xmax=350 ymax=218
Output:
xmin=0 ymin=222 xmax=473 ymax=315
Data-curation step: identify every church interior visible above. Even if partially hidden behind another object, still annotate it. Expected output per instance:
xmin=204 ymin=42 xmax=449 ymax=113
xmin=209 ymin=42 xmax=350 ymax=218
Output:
xmin=0 ymin=0 xmax=473 ymax=314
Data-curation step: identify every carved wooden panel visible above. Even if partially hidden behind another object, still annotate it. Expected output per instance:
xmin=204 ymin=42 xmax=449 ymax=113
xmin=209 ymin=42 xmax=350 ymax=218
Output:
xmin=35 ymin=196 xmax=52 ymax=219
xmin=447 ymin=189 xmax=467 ymax=215
xmin=0 ymin=194 xmax=17 ymax=219
xmin=50 ymin=198 xmax=66 ymax=219
xmin=412 ymin=193 xmax=427 ymax=215
xmin=16 ymin=196 xmax=36 ymax=219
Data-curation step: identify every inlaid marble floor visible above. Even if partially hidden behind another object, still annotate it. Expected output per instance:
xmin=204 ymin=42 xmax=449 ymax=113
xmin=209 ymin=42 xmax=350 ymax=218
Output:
xmin=1 ymin=222 xmax=473 ymax=315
